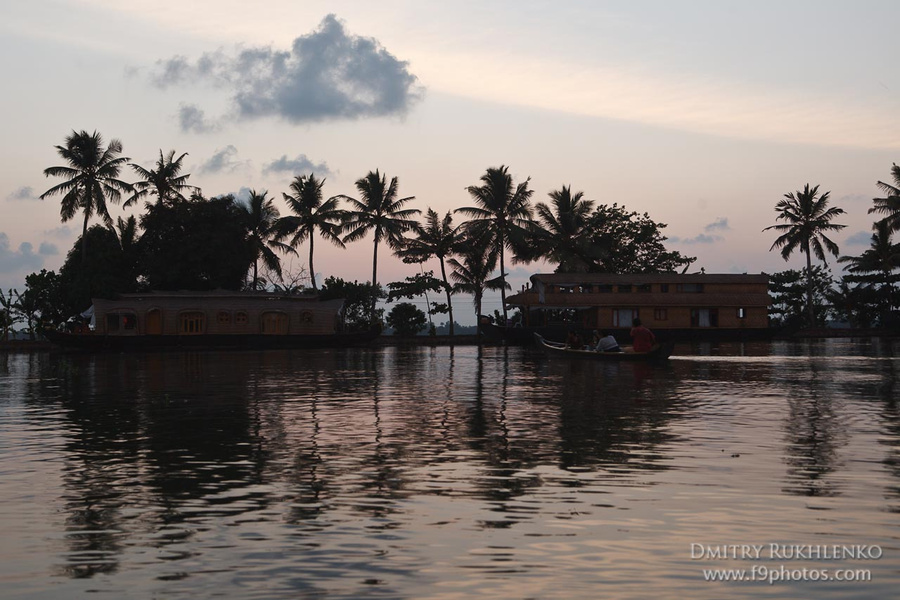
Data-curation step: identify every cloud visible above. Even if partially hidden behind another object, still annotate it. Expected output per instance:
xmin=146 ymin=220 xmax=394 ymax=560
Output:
xmin=43 ymin=225 xmax=73 ymax=239
xmin=6 ymin=187 xmax=36 ymax=201
xmin=844 ymin=230 xmax=872 ymax=246
xmin=838 ymin=193 xmax=871 ymax=205
xmin=38 ymin=242 xmax=59 ymax=256
xmin=668 ymin=233 xmax=724 ymax=245
xmin=704 ymin=217 xmax=730 ymax=232
xmin=0 ymin=233 xmax=44 ymax=274
xmin=263 ymin=154 xmax=332 ymax=177
xmin=179 ymin=104 xmax=219 ymax=134
xmin=234 ymin=187 xmax=252 ymax=203
xmin=198 ymin=145 xmax=246 ymax=174
xmin=150 ymin=14 xmax=423 ymax=126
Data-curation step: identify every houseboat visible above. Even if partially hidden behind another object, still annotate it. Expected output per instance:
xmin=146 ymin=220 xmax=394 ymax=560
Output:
xmin=43 ymin=290 xmax=379 ymax=350
xmin=486 ymin=272 xmax=771 ymax=343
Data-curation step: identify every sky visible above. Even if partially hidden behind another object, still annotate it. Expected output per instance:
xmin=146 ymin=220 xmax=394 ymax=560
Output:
xmin=1 ymin=1 xmax=898 ymax=323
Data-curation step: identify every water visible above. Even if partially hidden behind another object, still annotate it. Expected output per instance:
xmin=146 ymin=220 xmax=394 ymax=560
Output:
xmin=0 ymin=340 xmax=898 ymax=599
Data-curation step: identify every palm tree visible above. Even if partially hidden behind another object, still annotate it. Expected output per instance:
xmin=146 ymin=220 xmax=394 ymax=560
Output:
xmin=764 ymin=184 xmax=846 ymax=326
xmin=448 ymin=235 xmax=507 ymax=329
xmin=457 ymin=165 xmax=534 ymax=322
xmin=40 ymin=130 xmax=133 ymax=262
xmin=238 ymin=190 xmax=288 ymax=290
xmin=399 ymin=208 xmax=462 ymax=335
xmin=125 ymin=149 xmax=196 ymax=207
xmin=532 ymin=185 xmax=597 ymax=271
xmin=275 ymin=174 xmax=346 ymax=292
xmin=838 ymin=219 xmax=900 ymax=311
xmin=869 ymin=163 xmax=900 ymax=232
xmin=340 ymin=170 xmax=419 ymax=316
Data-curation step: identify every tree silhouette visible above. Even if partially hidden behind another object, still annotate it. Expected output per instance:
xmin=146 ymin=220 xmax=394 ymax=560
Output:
xmin=457 ymin=165 xmax=533 ymax=322
xmin=764 ymin=184 xmax=845 ymax=326
xmin=40 ymin=130 xmax=133 ymax=262
xmin=869 ymin=163 xmax=900 ymax=232
xmin=340 ymin=170 xmax=419 ymax=317
xmin=276 ymin=174 xmax=346 ymax=291
xmin=126 ymin=149 xmax=196 ymax=207
xmin=238 ymin=190 xmax=288 ymax=290
xmin=398 ymin=208 xmax=462 ymax=334
xmin=530 ymin=185 xmax=597 ymax=271
xmin=838 ymin=220 xmax=900 ymax=311
xmin=448 ymin=234 xmax=507 ymax=328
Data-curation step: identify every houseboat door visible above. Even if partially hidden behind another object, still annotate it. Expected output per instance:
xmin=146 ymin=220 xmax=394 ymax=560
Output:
xmin=146 ymin=309 xmax=162 ymax=335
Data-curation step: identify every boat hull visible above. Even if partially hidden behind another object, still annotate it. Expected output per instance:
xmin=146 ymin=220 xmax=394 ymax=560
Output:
xmin=43 ymin=329 xmax=380 ymax=351
xmin=534 ymin=333 xmax=672 ymax=361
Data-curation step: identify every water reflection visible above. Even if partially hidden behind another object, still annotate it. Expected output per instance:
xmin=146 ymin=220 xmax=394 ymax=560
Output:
xmin=0 ymin=341 xmax=898 ymax=598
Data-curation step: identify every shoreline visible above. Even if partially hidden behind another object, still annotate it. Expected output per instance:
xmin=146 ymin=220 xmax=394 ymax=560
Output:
xmin=2 ymin=329 xmax=897 ymax=354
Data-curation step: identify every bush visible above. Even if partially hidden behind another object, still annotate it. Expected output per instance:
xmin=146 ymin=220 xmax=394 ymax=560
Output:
xmin=386 ymin=302 xmax=427 ymax=337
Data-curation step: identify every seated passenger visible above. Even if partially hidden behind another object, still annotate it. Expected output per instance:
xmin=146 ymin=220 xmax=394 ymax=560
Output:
xmin=630 ymin=318 xmax=656 ymax=353
xmin=595 ymin=330 xmax=622 ymax=352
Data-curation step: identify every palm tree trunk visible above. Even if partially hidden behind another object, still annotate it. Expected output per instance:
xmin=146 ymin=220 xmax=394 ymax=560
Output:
xmin=475 ymin=292 xmax=483 ymax=332
xmin=253 ymin=260 xmax=259 ymax=291
xmin=371 ymin=237 xmax=379 ymax=320
xmin=805 ymin=250 xmax=815 ymax=327
xmin=309 ymin=232 xmax=317 ymax=291
xmin=499 ymin=240 xmax=508 ymax=323
xmin=439 ymin=258 xmax=454 ymax=336
xmin=81 ymin=211 xmax=90 ymax=264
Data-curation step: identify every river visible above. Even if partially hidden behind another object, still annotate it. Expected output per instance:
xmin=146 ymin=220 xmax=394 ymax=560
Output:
xmin=1 ymin=340 xmax=898 ymax=598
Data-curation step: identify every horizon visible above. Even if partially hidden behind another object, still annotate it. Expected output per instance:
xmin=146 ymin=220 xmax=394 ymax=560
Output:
xmin=2 ymin=1 xmax=898 ymax=326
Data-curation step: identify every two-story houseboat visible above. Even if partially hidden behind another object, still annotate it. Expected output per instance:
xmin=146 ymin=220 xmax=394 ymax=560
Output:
xmin=487 ymin=273 xmax=771 ymax=343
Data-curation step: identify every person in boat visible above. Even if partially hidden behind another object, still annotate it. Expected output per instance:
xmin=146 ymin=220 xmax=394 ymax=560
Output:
xmin=630 ymin=318 xmax=656 ymax=353
xmin=566 ymin=329 xmax=583 ymax=349
xmin=595 ymin=330 xmax=622 ymax=353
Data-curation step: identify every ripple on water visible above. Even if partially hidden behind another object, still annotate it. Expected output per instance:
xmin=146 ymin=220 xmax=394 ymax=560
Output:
xmin=0 ymin=342 xmax=898 ymax=598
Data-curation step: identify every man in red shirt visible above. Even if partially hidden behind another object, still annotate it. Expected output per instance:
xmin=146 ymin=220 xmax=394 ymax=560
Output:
xmin=630 ymin=318 xmax=656 ymax=353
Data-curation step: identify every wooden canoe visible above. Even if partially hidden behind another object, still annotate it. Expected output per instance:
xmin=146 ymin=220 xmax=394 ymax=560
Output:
xmin=534 ymin=333 xmax=672 ymax=361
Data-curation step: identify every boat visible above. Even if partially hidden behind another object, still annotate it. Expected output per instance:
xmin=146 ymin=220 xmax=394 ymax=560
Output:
xmin=43 ymin=290 xmax=380 ymax=351
xmin=487 ymin=272 xmax=774 ymax=344
xmin=534 ymin=333 xmax=673 ymax=361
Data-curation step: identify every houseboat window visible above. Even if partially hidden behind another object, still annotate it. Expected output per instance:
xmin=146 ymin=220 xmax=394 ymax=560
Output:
xmin=579 ymin=284 xmax=593 ymax=293
xmin=613 ymin=308 xmax=638 ymax=327
xmin=636 ymin=284 xmax=652 ymax=293
xmin=261 ymin=311 xmax=289 ymax=334
xmin=660 ymin=284 xmax=669 ymax=293
xmin=690 ymin=308 xmax=719 ymax=327
xmin=235 ymin=311 xmax=249 ymax=325
xmin=122 ymin=314 xmax=136 ymax=330
xmin=547 ymin=309 xmax=579 ymax=322
xmin=300 ymin=311 xmax=314 ymax=324
xmin=738 ymin=307 xmax=746 ymax=319
xmin=617 ymin=285 xmax=632 ymax=293
xmin=596 ymin=284 xmax=613 ymax=293
xmin=653 ymin=308 xmax=668 ymax=321
xmin=179 ymin=312 xmax=205 ymax=334
xmin=677 ymin=283 xmax=704 ymax=293
xmin=217 ymin=311 xmax=231 ymax=324
xmin=106 ymin=314 xmax=119 ymax=332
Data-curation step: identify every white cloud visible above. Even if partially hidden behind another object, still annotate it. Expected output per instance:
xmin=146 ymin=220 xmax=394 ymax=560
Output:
xmin=198 ymin=145 xmax=246 ymax=174
xmin=0 ymin=233 xmax=44 ymax=274
xmin=6 ymin=186 xmax=36 ymax=201
xmin=150 ymin=14 xmax=423 ymax=128
xmin=844 ymin=230 xmax=872 ymax=246
xmin=263 ymin=154 xmax=332 ymax=177
xmin=704 ymin=217 xmax=730 ymax=232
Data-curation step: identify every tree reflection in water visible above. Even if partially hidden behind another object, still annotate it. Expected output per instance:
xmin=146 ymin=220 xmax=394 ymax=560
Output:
xmin=7 ymin=340 xmax=898 ymax=597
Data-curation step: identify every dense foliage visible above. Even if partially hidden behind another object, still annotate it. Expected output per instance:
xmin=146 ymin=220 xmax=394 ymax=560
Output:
xmin=138 ymin=194 xmax=255 ymax=291
xmin=386 ymin=302 xmax=427 ymax=336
